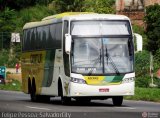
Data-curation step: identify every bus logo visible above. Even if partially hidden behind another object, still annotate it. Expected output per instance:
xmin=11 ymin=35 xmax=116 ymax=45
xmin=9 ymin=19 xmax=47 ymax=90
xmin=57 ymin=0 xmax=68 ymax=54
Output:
xmin=88 ymin=77 xmax=98 ymax=80
xmin=30 ymin=54 xmax=42 ymax=64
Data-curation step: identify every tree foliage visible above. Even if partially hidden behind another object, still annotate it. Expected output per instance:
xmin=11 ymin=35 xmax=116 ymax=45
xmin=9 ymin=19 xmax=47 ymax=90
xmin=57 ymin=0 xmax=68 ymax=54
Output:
xmin=82 ymin=0 xmax=115 ymax=14
xmin=0 ymin=8 xmax=16 ymax=49
xmin=52 ymin=0 xmax=115 ymax=13
xmin=52 ymin=0 xmax=83 ymax=12
xmin=132 ymin=25 xmax=148 ymax=50
xmin=135 ymin=51 xmax=150 ymax=77
xmin=144 ymin=4 xmax=160 ymax=54
xmin=0 ymin=8 xmax=16 ymax=32
xmin=0 ymin=0 xmax=53 ymax=10
xmin=135 ymin=51 xmax=151 ymax=88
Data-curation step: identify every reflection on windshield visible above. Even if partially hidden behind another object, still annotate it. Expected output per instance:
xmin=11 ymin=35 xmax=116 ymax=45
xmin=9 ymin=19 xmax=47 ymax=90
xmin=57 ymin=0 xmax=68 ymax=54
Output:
xmin=71 ymin=38 xmax=133 ymax=74
xmin=72 ymin=38 xmax=103 ymax=74
xmin=71 ymin=21 xmax=130 ymax=36
xmin=103 ymin=38 xmax=133 ymax=74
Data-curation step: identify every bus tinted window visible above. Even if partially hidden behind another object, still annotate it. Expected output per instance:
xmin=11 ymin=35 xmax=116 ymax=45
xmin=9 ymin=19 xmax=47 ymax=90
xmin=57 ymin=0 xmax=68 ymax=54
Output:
xmin=48 ymin=24 xmax=56 ymax=48
xmin=30 ymin=28 xmax=36 ymax=50
xmin=55 ymin=23 xmax=62 ymax=40
xmin=63 ymin=21 xmax=68 ymax=35
xmin=42 ymin=26 xmax=49 ymax=49
xmin=23 ymin=23 xmax=62 ymax=51
xmin=37 ymin=26 xmax=43 ymax=49
xmin=26 ymin=29 xmax=31 ymax=50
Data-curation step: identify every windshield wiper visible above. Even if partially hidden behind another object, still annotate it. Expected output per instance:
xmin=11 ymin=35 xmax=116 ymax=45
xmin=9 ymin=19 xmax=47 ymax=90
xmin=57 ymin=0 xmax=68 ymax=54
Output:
xmin=105 ymin=48 xmax=120 ymax=75
xmin=88 ymin=49 xmax=102 ymax=75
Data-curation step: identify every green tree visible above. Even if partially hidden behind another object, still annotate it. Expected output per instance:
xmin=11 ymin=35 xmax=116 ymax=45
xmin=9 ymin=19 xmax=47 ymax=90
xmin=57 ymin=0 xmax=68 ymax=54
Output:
xmin=0 ymin=0 xmax=53 ymax=11
xmin=135 ymin=51 xmax=150 ymax=87
xmin=144 ymin=4 xmax=160 ymax=54
xmin=52 ymin=0 xmax=115 ymax=13
xmin=0 ymin=0 xmax=36 ymax=10
xmin=82 ymin=0 xmax=115 ymax=14
xmin=132 ymin=25 xmax=148 ymax=50
xmin=52 ymin=0 xmax=83 ymax=13
xmin=0 ymin=8 xmax=16 ymax=31
xmin=135 ymin=51 xmax=150 ymax=77
xmin=0 ymin=8 xmax=16 ymax=49
xmin=0 ymin=49 xmax=9 ymax=66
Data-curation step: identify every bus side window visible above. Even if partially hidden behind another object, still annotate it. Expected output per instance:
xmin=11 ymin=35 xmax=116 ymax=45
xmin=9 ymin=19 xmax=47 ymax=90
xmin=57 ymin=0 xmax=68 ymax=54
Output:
xmin=55 ymin=23 xmax=62 ymax=48
xmin=26 ymin=29 xmax=31 ymax=51
xmin=55 ymin=23 xmax=62 ymax=40
xmin=35 ymin=27 xmax=39 ymax=49
xmin=37 ymin=27 xmax=43 ymax=50
xmin=49 ymin=24 xmax=56 ymax=48
xmin=42 ymin=26 xmax=49 ymax=49
xmin=30 ymin=28 xmax=36 ymax=50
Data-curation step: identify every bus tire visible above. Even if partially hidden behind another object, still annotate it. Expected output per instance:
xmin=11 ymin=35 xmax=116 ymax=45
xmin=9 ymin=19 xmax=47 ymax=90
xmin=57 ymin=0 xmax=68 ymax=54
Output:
xmin=58 ymin=79 xmax=71 ymax=105
xmin=41 ymin=95 xmax=50 ymax=102
xmin=28 ymin=78 xmax=31 ymax=94
xmin=112 ymin=96 xmax=123 ymax=106
xmin=36 ymin=95 xmax=50 ymax=102
xmin=30 ymin=78 xmax=50 ymax=102
xmin=30 ymin=79 xmax=37 ymax=102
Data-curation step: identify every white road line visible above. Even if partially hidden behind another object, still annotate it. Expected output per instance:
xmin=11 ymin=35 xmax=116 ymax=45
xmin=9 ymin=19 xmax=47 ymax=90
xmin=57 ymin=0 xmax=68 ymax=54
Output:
xmin=26 ymin=106 xmax=51 ymax=111
xmin=114 ymin=107 xmax=136 ymax=110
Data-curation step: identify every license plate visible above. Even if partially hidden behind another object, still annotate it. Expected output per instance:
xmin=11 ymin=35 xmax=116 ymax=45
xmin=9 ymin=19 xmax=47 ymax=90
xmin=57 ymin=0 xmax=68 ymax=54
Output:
xmin=99 ymin=88 xmax=109 ymax=92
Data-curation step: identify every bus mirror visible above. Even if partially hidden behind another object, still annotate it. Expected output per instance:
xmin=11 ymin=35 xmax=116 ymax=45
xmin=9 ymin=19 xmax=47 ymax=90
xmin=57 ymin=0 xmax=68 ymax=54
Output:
xmin=65 ymin=34 xmax=72 ymax=54
xmin=134 ymin=33 xmax=143 ymax=52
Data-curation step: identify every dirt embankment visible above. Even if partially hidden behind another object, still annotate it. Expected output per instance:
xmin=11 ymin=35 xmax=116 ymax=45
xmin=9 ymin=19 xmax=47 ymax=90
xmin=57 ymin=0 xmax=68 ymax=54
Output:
xmin=6 ymin=68 xmax=22 ymax=83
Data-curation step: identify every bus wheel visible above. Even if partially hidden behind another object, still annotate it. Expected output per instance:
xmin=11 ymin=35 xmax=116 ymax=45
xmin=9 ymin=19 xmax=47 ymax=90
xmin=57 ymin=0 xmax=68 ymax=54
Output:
xmin=112 ymin=96 xmax=123 ymax=106
xmin=58 ymin=80 xmax=71 ymax=105
xmin=30 ymin=79 xmax=37 ymax=102
xmin=41 ymin=95 xmax=50 ymax=102
xmin=61 ymin=97 xmax=71 ymax=105
xmin=36 ymin=95 xmax=50 ymax=102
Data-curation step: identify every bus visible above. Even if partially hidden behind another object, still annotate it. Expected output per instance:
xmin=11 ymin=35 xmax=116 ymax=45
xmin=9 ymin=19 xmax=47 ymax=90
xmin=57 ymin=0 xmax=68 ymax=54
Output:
xmin=22 ymin=12 xmax=142 ymax=106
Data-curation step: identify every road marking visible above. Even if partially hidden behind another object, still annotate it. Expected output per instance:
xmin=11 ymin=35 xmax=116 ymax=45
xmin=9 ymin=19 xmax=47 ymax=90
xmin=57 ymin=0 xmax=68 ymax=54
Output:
xmin=26 ymin=106 xmax=51 ymax=111
xmin=114 ymin=107 xmax=136 ymax=110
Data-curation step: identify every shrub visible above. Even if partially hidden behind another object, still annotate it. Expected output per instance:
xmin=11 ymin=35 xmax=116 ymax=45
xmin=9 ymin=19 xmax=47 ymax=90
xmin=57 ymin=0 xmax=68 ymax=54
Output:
xmin=135 ymin=51 xmax=150 ymax=77
xmin=135 ymin=77 xmax=150 ymax=88
xmin=0 ymin=49 xmax=9 ymax=66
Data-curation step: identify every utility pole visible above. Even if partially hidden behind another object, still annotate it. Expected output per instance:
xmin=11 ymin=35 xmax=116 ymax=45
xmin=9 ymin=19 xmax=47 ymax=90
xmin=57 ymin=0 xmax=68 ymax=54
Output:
xmin=150 ymin=52 xmax=153 ymax=86
xmin=149 ymin=52 xmax=157 ymax=87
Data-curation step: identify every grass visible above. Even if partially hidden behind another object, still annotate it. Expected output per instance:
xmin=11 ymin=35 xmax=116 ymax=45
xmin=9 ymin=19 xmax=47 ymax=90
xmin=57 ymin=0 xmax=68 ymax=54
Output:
xmin=0 ymin=79 xmax=21 ymax=91
xmin=125 ymin=87 xmax=160 ymax=102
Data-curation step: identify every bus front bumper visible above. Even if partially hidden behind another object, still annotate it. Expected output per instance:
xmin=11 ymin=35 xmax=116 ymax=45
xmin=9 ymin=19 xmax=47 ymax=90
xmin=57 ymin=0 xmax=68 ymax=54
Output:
xmin=68 ymin=82 xmax=135 ymax=97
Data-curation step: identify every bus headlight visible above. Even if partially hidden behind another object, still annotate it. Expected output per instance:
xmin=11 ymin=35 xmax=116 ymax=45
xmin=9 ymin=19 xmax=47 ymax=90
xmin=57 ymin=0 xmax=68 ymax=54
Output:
xmin=71 ymin=78 xmax=86 ymax=84
xmin=122 ymin=77 xmax=134 ymax=83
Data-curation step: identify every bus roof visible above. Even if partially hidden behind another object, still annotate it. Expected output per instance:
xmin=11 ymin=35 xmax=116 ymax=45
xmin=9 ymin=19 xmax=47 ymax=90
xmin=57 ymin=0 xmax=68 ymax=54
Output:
xmin=23 ymin=12 xmax=130 ymax=30
xmin=42 ymin=12 xmax=95 ymax=20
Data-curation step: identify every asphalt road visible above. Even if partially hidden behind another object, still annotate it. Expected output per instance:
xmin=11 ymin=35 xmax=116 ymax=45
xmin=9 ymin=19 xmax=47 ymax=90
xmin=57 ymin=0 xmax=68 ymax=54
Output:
xmin=0 ymin=90 xmax=160 ymax=118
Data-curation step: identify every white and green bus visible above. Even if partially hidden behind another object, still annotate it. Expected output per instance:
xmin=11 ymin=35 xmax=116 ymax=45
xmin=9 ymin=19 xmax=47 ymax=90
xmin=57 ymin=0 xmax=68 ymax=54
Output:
xmin=22 ymin=12 xmax=142 ymax=106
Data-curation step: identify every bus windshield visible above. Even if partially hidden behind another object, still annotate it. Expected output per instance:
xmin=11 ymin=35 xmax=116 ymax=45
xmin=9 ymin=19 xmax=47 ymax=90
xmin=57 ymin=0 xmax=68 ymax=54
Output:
xmin=71 ymin=20 xmax=133 ymax=75
xmin=71 ymin=38 xmax=134 ymax=75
